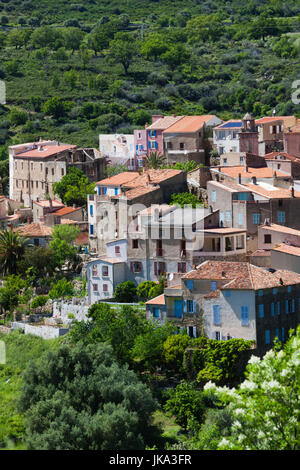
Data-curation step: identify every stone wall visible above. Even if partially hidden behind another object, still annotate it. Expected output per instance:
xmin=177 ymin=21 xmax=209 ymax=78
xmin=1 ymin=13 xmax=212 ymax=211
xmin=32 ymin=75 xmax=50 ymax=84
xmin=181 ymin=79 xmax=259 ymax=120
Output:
xmin=11 ymin=322 xmax=69 ymax=339
xmin=53 ymin=298 xmax=90 ymax=322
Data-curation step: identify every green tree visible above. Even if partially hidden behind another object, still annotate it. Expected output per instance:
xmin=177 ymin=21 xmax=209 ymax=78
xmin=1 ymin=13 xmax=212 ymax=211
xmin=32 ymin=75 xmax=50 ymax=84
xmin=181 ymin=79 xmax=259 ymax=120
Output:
xmin=49 ymin=225 xmax=80 ymax=270
xmin=9 ymin=108 xmax=28 ymax=126
xmin=87 ymin=28 xmax=109 ymax=56
xmin=42 ymin=97 xmax=69 ymax=119
xmin=170 ymin=192 xmax=203 ymax=208
xmin=136 ymin=281 xmax=157 ymax=302
xmin=19 ymin=342 xmax=157 ymax=450
xmin=109 ymin=32 xmax=138 ymax=75
xmin=114 ymin=280 xmax=137 ymax=303
xmin=164 ymin=382 xmax=206 ymax=431
xmin=0 ymin=275 xmax=30 ymax=317
xmin=140 ymin=33 xmax=168 ymax=61
xmin=64 ymin=69 xmax=77 ymax=89
xmin=163 ymin=334 xmax=193 ymax=372
xmin=62 ymin=27 xmax=84 ymax=54
xmin=53 ymin=166 xmax=94 ymax=206
xmin=48 ymin=278 xmax=75 ymax=300
xmin=0 ymin=230 xmax=28 ymax=276
xmin=204 ymin=327 xmax=300 ymax=450
xmin=161 ymin=44 xmax=189 ymax=70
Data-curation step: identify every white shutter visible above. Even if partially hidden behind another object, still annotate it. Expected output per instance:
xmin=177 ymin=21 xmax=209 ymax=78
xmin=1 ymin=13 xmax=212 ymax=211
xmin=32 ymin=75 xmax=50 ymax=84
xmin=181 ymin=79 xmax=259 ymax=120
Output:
xmin=193 ymin=326 xmax=197 ymax=338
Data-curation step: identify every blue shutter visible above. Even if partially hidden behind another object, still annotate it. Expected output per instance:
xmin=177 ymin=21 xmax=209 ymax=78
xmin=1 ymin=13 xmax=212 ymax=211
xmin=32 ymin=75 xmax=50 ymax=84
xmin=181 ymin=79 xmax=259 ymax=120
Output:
xmin=90 ymin=224 xmax=94 ymax=235
xmin=98 ymin=186 xmax=101 ymax=195
xmin=141 ymin=145 xmax=143 ymax=150
xmin=241 ymin=306 xmax=249 ymax=325
xmin=211 ymin=281 xmax=217 ymax=291
xmin=285 ymin=299 xmax=289 ymax=314
xmin=265 ymin=330 xmax=270 ymax=345
xmin=183 ymin=300 xmax=187 ymax=313
xmin=213 ymin=305 xmax=221 ymax=325
xmin=136 ymin=144 xmax=138 ymax=150
xmin=148 ymin=141 xmax=151 ymax=149
xmin=155 ymin=141 xmax=158 ymax=149
xmin=103 ymin=187 xmax=107 ymax=195
xmin=193 ymin=326 xmax=197 ymax=338
xmin=277 ymin=301 xmax=280 ymax=315
xmin=258 ymin=304 xmax=264 ymax=318
xmin=187 ymin=280 xmax=194 ymax=290
xmin=114 ymin=188 xmax=118 ymax=195
xmin=193 ymin=300 xmax=197 ymax=313
xmin=292 ymin=299 xmax=295 ymax=312
xmin=90 ymin=204 xmax=93 ymax=216
xmin=271 ymin=302 xmax=275 ymax=316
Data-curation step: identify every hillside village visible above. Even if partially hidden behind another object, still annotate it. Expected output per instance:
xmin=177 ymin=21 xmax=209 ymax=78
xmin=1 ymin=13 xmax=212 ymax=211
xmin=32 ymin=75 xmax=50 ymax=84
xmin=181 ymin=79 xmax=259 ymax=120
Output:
xmin=1 ymin=111 xmax=300 ymax=451
xmin=0 ymin=112 xmax=299 ymax=353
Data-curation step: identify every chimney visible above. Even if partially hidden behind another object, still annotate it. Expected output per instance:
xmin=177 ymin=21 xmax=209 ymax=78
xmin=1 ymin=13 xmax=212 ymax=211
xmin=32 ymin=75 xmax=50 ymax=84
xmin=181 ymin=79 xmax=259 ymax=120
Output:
xmin=49 ymin=197 xmax=53 ymax=212
xmin=238 ymin=173 xmax=242 ymax=184
xmin=252 ymin=176 xmax=257 ymax=185
xmin=290 ymin=186 xmax=295 ymax=198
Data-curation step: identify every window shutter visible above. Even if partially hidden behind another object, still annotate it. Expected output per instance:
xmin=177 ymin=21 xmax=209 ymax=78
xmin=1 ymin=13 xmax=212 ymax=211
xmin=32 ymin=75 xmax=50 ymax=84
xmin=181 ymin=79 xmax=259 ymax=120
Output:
xmin=154 ymin=262 xmax=158 ymax=276
xmin=183 ymin=300 xmax=187 ymax=313
xmin=130 ymin=262 xmax=133 ymax=273
xmin=148 ymin=141 xmax=151 ymax=149
xmin=270 ymin=125 xmax=273 ymax=134
xmin=211 ymin=331 xmax=215 ymax=339
xmin=277 ymin=301 xmax=280 ymax=315
xmin=193 ymin=300 xmax=197 ymax=313
xmin=271 ymin=302 xmax=275 ymax=316
xmin=155 ymin=141 xmax=158 ymax=149
xmin=193 ymin=326 xmax=197 ymax=338
xmin=292 ymin=299 xmax=295 ymax=312
xmin=136 ymin=144 xmax=138 ymax=150
xmin=285 ymin=299 xmax=289 ymax=314
xmin=141 ymin=145 xmax=143 ymax=150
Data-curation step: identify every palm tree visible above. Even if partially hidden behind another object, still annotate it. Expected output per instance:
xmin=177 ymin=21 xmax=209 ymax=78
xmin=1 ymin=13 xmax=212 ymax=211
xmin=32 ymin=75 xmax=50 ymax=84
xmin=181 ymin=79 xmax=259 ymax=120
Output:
xmin=0 ymin=229 xmax=28 ymax=276
xmin=144 ymin=151 xmax=166 ymax=169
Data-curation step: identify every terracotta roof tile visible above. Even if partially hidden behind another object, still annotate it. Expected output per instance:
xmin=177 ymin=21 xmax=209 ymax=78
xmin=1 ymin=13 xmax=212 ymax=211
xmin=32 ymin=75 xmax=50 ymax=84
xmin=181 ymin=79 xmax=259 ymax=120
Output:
xmin=264 ymin=152 xmax=300 ymax=162
xmin=271 ymin=243 xmax=300 ymax=256
xmin=15 ymin=223 xmax=52 ymax=237
xmin=147 ymin=116 xmax=183 ymax=130
xmin=124 ymin=169 xmax=182 ymax=188
xmin=182 ymin=260 xmax=300 ymax=289
xmin=54 ymin=206 xmax=81 ymax=216
xmin=96 ymin=172 xmax=140 ymax=187
xmin=243 ymin=184 xmax=300 ymax=199
xmin=15 ymin=144 xmax=76 ymax=159
xmin=163 ymin=115 xmax=216 ymax=133
xmin=259 ymin=223 xmax=300 ymax=236
xmin=114 ymin=185 xmax=159 ymax=200
xmin=146 ymin=294 xmax=165 ymax=305
xmin=218 ymin=166 xmax=286 ymax=179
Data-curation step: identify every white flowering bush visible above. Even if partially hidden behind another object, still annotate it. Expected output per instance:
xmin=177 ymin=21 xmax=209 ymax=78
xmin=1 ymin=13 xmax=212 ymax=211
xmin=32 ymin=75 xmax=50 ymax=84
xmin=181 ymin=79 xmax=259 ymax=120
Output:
xmin=204 ymin=327 xmax=300 ymax=450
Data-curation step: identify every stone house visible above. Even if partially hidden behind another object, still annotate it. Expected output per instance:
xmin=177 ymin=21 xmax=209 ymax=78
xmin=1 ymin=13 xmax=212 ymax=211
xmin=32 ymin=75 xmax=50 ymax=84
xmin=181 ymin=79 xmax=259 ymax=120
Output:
xmin=99 ymin=134 xmax=135 ymax=170
xmin=151 ymin=260 xmax=300 ymax=354
xmin=162 ymin=115 xmax=222 ymax=166
xmin=9 ymin=141 xmax=106 ymax=207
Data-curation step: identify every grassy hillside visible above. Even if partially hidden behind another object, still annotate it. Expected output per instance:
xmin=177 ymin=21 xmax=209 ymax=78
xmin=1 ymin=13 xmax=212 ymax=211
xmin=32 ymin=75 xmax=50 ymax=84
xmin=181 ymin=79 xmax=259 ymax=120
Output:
xmin=0 ymin=331 xmax=62 ymax=449
xmin=0 ymin=0 xmax=299 ymax=192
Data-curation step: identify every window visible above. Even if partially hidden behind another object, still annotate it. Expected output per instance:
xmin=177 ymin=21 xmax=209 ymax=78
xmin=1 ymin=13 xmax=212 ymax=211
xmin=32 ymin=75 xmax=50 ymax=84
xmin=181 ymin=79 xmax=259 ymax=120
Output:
xmin=103 ymin=187 xmax=107 ymax=195
xmin=211 ymin=190 xmax=216 ymax=203
xmin=211 ymin=281 xmax=217 ymax=291
xmin=149 ymin=140 xmax=157 ymax=149
xmin=89 ymin=205 xmax=93 ymax=217
xmin=241 ymin=306 xmax=249 ymax=326
xmin=187 ymin=300 xmax=195 ymax=313
xmin=102 ymin=266 xmax=109 ymax=277
xmin=225 ymin=290 xmax=231 ymax=297
xmin=265 ymin=330 xmax=270 ymax=345
xmin=93 ymin=284 xmax=98 ymax=292
xmin=277 ymin=211 xmax=285 ymax=223
xmin=132 ymin=239 xmax=138 ymax=249
xmin=273 ymin=288 xmax=277 ymax=295
xmin=215 ymin=331 xmax=221 ymax=341
xmin=31 ymin=163 xmax=33 ymax=170
xmin=103 ymin=284 xmax=108 ymax=292
xmin=186 ymin=280 xmax=194 ymax=290
xmin=238 ymin=213 xmax=244 ymax=225
xmin=61 ymin=168 xmax=64 ymax=176
xmin=220 ymin=212 xmax=224 ymax=225
xmin=178 ymin=263 xmax=186 ymax=273
xmin=264 ymin=234 xmax=272 ymax=244
xmin=240 ymin=157 xmax=244 ymax=164
xmin=258 ymin=290 xmax=263 ymax=296
xmin=213 ymin=305 xmax=221 ymax=325
xmin=131 ymin=262 xmax=142 ymax=273
xmin=114 ymin=188 xmax=118 ymax=196
xmin=92 ymin=264 xmax=98 ymax=277
xmin=90 ymin=224 xmax=94 ymax=235
xmin=33 ymin=238 xmax=39 ymax=247
xmin=115 ymin=246 xmax=120 ymax=255
xmin=36 ymin=181 xmax=38 ymax=188
xmin=153 ymin=308 xmax=160 ymax=318
xmin=52 ymin=168 xmax=54 ymax=176
xmin=226 ymin=211 xmax=231 ymax=222
xmin=223 ymin=158 xmax=227 ymax=165
xmin=258 ymin=304 xmax=264 ymax=318
xmin=288 ymin=285 xmax=292 ymax=293
xmin=179 ymin=142 xmax=185 ymax=150
xmin=253 ymin=213 xmax=260 ymax=225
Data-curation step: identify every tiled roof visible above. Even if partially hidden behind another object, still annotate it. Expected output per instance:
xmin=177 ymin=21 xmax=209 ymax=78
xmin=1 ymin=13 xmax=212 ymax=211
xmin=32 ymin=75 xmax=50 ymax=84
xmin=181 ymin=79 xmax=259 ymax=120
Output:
xmin=182 ymin=260 xmax=300 ymax=289
xmin=146 ymin=294 xmax=165 ymax=305
xmin=250 ymin=249 xmax=271 ymax=257
xmin=208 ymin=179 xmax=251 ymax=193
xmin=218 ymin=166 xmax=286 ymax=179
xmin=264 ymin=152 xmax=300 ymax=163
xmin=259 ymin=223 xmax=300 ymax=236
xmin=271 ymin=243 xmax=300 ymax=257
xmin=147 ymin=116 xmax=183 ymax=130
xmin=255 ymin=117 xmax=285 ymax=124
xmin=15 ymin=144 xmax=76 ymax=159
xmin=96 ymin=172 xmax=139 ymax=187
xmin=163 ymin=115 xmax=216 ymax=134
xmin=15 ymin=223 xmax=52 ymax=237
xmin=124 ymin=169 xmax=182 ymax=188
xmin=97 ymin=256 xmax=126 ymax=264
xmin=114 ymin=185 xmax=159 ymax=200
xmin=243 ymin=183 xmax=300 ymax=199
xmin=54 ymin=206 xmax=81 ymax=216
xmin=75 ymin=232 xmax=88 ymax=246
xmin=199 ymin=227 xmax=247 ymax=234
xmin=33 ymin=199 xmax=64 ymax=208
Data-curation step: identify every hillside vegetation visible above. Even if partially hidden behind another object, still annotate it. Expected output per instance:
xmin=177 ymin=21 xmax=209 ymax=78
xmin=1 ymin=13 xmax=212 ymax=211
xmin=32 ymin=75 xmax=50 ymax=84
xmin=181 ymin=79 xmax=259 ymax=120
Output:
xmin=0 ymin=0 xmax=299 ymax=192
